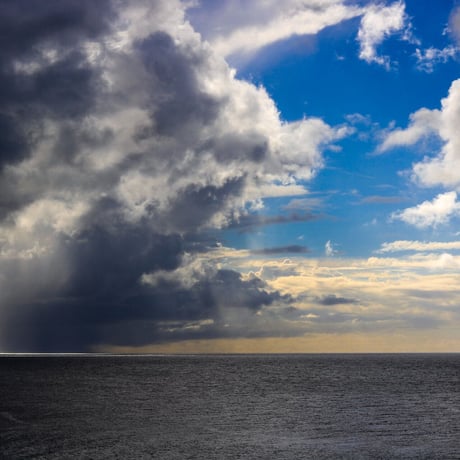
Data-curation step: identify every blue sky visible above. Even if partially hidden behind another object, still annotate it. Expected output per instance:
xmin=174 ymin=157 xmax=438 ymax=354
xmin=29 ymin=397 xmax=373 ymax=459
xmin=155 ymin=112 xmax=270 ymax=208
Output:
xmin=187 ymin=0 xmax=460 ymax=258
xmin=1 ymin=0 xmax=460 ymax=353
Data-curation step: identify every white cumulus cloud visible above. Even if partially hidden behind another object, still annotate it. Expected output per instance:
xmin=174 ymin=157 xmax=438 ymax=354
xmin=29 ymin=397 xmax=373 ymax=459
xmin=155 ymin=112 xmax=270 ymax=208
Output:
xmin=378 ymin=107 xmax=441 ymax=152
xmin=357 ymin=1 xmax=410 ymax=69
xmin=377 ymin=240 xmax=460 ymax=253
xmin=379 ymin=78 xmax=460 ymax=189
xmin=391 ymin=192 xmax=460 ymax=228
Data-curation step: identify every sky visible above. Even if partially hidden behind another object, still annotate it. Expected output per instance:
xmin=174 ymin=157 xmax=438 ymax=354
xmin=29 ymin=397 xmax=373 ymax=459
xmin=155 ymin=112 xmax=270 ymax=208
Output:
xmin=1 ymin=0 xmax=460 ymax=353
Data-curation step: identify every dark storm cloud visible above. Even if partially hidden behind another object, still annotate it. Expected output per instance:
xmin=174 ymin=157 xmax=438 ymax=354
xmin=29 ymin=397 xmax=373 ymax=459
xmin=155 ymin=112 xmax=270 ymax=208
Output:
xmin=65 ymin=227 xmax=183 ymax=300
xmin=0 ymin=0 xmax=115 ymax=167
xmin=0 ymin=0 xmax=318 ymax=352
xmin=282 ymin=197 xmax=324 ymax=211
xmin=201 ymin=132 xmax=268 ymax=164
xmin=0 ymin=113 xmax=31 ymax=166
xmin=2 ymin=256 xmax=288 ymax=352
xmin=0 ymin=0 xmax=114 ymax=54
xmin=52 ymin=122 xmax=115 ymax=164
xmin=138 ymin=31 xmax=221 ymax=137
xmin=24 ymin=52 xmax=102 ymax=119
xmin=395 ymin=288 xmax=460 ymax=300
xmin=250 ymin=245 xmax=310 ymax=255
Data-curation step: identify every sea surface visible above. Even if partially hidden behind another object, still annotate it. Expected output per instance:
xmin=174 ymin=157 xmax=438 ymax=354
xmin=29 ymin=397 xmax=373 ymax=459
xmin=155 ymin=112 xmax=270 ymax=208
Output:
xmin=0 ymin=354 xmax=459 ymax=459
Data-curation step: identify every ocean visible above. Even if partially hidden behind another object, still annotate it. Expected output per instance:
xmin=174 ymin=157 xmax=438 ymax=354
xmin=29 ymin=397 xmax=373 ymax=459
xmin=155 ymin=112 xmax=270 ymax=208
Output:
xmin=0 ymin=354 xmax=459 ymax=459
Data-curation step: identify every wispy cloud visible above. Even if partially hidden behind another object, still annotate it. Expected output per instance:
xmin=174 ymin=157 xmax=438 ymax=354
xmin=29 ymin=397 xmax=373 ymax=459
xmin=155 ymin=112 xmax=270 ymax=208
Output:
xmin=250 ymin=245 xmax=310 ymax=255
xmin=229 ymin=212 xmax=321 ymax=232
xmin=325 ymin=240 xmax=338 ymax=257
xmin=415 ymin=45 xmax=458 ymax=73
xmin=377 ymin=240 xmax=460 ymax=253
xmin=316 ymin=294 xmax=359 ymax=306
xmin=283 ymin=197 xmax=325 ymax=211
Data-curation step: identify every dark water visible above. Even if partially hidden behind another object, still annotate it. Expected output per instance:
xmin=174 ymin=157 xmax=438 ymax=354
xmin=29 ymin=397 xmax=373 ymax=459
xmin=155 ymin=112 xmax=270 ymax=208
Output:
xmin=0 ymin=354 xmax=459 ymax=459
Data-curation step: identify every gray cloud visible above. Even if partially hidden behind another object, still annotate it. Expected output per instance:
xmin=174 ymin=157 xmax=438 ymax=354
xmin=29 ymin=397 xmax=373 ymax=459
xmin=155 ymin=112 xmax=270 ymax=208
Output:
xmin=163 ymin=178 xmax=246 ymax=233
xmin=250 ymin=245 xmax=310 ymax=255
xmin=282 ymin=197 xmax=324 ymax=211
xmin=229 ymin=212 xmax=320 ymax=232
xmin=0 ymin=0 xmax=115 ymax=168
xmin=316 ymin=295 xmax=359 ymax=306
